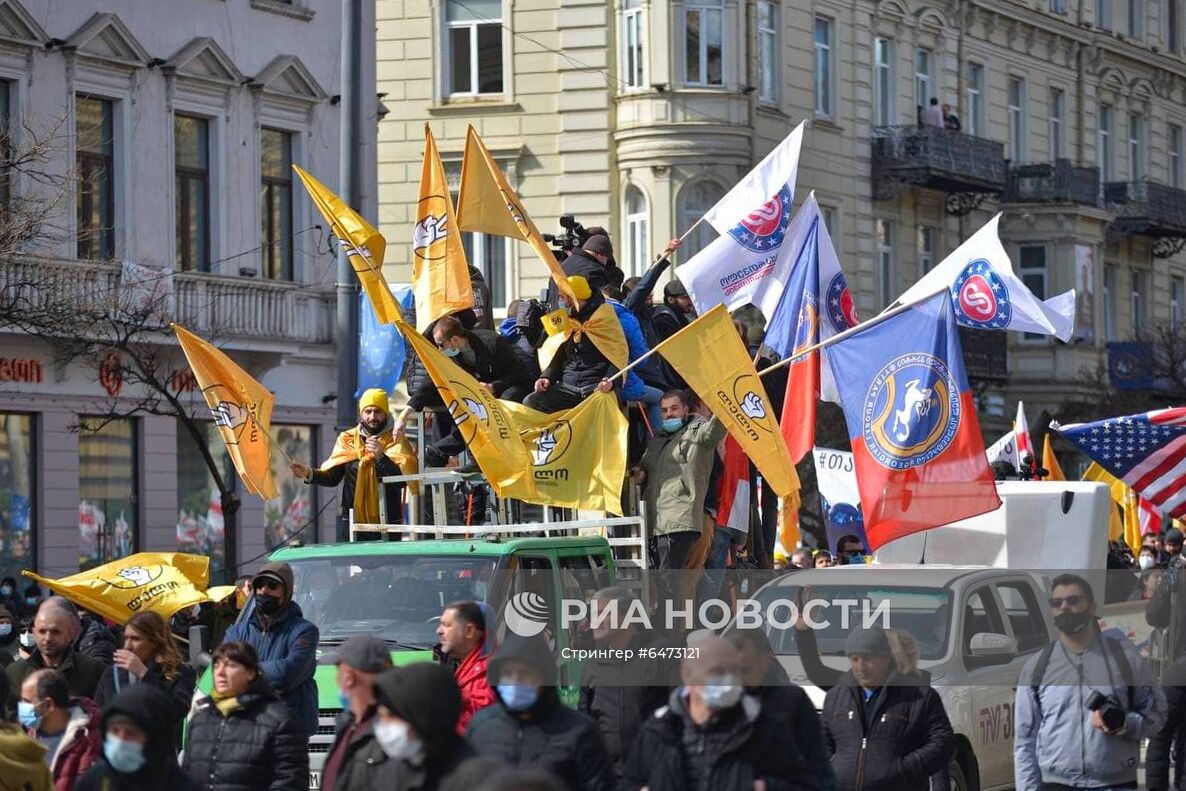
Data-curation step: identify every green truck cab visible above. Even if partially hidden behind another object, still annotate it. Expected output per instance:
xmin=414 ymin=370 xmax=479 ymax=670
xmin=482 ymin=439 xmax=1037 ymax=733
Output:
xmin=195 ymin=534 xmax=619 ymax=791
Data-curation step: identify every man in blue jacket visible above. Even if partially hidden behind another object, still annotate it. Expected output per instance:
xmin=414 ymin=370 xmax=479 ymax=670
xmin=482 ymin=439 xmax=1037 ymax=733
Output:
xmin=222 ymin=561 xmax=320 ymax=735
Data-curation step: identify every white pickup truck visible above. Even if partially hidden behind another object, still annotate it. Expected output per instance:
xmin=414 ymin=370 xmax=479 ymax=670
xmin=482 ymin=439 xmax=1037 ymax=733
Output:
xmin=751 ymin=481 xmax=1153 ymax=791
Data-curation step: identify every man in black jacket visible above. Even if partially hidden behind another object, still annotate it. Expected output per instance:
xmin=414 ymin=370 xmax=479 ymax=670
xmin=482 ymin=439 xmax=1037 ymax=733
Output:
xmin=820 ymin=628 xmax=954 ymax=791
xmin=548 ymin=235 xmax=623 ymax=304
xmin=7 ymin=598 xmax=105 ymax=705
xmin=624 ymin=634 xmax=817 ymax=791
xmin=319 ymin=635 xmax=393 ymax=791
xmin=466 ymin=633 xmax=616 ymax=791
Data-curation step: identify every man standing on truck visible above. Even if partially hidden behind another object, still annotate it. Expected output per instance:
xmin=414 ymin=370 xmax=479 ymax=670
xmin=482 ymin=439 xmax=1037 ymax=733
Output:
xmin=289 ymin=388 xmax=416 ymax=541
xmin=434 ymin=601 xmax=495 ymax=733
xmin=1014 ymin=573 xmax=1166 ymax=791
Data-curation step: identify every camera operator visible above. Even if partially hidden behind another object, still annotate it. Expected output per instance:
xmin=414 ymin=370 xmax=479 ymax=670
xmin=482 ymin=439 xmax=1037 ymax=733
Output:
xmin=1014 ymin=574 xmax=1165 ymax=791
xmin=546 ymin=234 xmax=624 ymax=306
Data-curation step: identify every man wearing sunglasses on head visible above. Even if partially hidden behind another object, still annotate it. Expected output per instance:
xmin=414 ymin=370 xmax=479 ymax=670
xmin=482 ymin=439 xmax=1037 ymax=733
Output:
xmin=220 ymin=562 xmax=320 ymax=737
xmin=1013 ymin=574 xmax=1165 ymax=791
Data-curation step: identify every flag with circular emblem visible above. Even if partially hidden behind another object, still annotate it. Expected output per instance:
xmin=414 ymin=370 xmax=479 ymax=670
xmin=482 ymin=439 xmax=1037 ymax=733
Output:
xmin=414 ymin=125 xmax=474 ymax=330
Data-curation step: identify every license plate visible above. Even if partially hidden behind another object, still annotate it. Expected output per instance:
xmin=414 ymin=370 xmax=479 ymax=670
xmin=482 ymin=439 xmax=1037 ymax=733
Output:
xmin=309 ymin=772 xmax=320 ymax=790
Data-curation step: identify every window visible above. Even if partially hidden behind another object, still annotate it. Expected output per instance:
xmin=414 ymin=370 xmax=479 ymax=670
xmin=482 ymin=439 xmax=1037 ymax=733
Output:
xmin=0 ymin=413 xmax=33 ymax=585
xmin=176 ymin=422 xmax=233 ymax=582
xmin=963 ymin=587 xmax=1007 ymax=668
xmin=623 ymin=186 xmax=649 ymax=277
xmin=1049 ymin=88 xmax=1066 ymax=160
xmin=1170 ymin=0 xmax=1181 ymax=53
xmin=914 ymin=48 xmax=932 ymax=112
xmin=1019 ymin=245 xmax=1047 ymax=341
xmin=461 ymin=233 xmax=509 ymax=308
xmin=757 ymin=1 xmax=778 ymax=103
xmin=1008 ymin=77 xmax=1027 ymax=162
xmin=266 ymin=425 xmax=317 ymax=552
xmin=967 ymin=63 xmax=985 ymax=136
xmin=1128 ymin=113 xmax=1146 ymax=180
xmin=174 ymin=115 xmax=210 ymax=272
xmin=917 ymin=225 xmax=935 ymax=276
xmin=1098 ymin=104 xmax=1113 ymax=182
xmin=446 ymin=0 xmax=503 ymax=95
xmin=76 ymin=95 xmax=115 ymax=260
xmin=820 ymin=205 xmax=837 ymax=236
xmin=876 ymin=219 xmax=895 ymax=309
xmin=1104 ymin=264 xmax=1117 ymax=340
xmin=1132 ymin=269 xmax=1147 ymax=333
xmin=874 ymin=38 xmax=894 ymax=127
xmin=684 ymin=0 xmax=723 ymax=86
xmin=260 ymin=128 xmax=293 ymax=281
xmin=1052 ymin=0 xmax=1068 ymax=13
xmin=814 ymin=17 xmax=833 ymax=116
xmin=1172 ymin=276 xmax=1183 ymax=327
xmin=621 ymin=0 xmax=644 ymax=89
xmin=996 ymin=582 xmax=1047 ymax=653
xmin=1128 ymin=0 xmax=1143 ymax=37
xmin=677 ymin=181 xmax=724 ymax=259
xmin=78 ymin=418 xmax=138 ymax=571
xmin=1171 ymin=124 xmax=1184 ymax=189
xmin=1098 ymin=0 xmax=1112 ymax=28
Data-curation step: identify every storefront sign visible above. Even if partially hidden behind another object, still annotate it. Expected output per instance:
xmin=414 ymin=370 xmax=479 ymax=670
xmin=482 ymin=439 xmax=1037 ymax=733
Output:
xmin=0 ymin=357 xmax=43 ymax=383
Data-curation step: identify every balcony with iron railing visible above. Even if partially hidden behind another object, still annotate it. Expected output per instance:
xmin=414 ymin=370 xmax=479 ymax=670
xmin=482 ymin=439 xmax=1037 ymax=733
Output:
xmin=1103 ymin=179 xmax=1186 ymax=257
xmin=871 ymin=126 xmax=1007 ymax=212
xmin=1003 ymin=160 xmax=1101 ymax=206
xmin=0 ymin=256 xmax=335 ymax=345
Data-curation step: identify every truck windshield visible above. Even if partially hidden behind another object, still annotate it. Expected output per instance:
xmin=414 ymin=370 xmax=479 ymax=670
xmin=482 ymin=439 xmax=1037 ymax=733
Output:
xmin=757 ymin=585 xmax=953 ymax=661
xmin=287 ymin=554 xmax=498 ymax=649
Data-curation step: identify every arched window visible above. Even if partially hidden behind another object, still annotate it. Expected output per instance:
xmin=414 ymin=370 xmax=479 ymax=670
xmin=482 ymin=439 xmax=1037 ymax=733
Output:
xmin=676 ymin=180 xmax=725 ymax=260
xmin=623 ymin=185 xmax=649 ymax=276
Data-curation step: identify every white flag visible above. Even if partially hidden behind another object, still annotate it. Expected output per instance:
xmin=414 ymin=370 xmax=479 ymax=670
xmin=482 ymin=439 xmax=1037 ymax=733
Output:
xmin=985 ymin=430 xmax=1019 ymax=469
xmin=701 ymin=122 xmax=805 ymax=234
xmin=1014 ymin=401 xmax=1033 ymax=465
xmin=891 ymin=214 xmax=1076 ymax=341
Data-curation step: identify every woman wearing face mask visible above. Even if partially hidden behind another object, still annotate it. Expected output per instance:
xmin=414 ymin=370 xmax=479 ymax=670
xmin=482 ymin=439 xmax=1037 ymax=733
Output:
xmin=0 ymin=605 xmax=17 ymax=666
xmin=74 ymin=684 xmax=201 ymax=791
xmin=181 ymin=641 xmax=308 ymax=791
xmin=0 ymin=576 xmax=22 ymax=617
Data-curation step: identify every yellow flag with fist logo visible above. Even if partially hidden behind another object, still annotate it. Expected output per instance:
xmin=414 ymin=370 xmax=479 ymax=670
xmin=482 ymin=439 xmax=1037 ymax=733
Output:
xmin=414 ymin=125 xmax=474 ymax=330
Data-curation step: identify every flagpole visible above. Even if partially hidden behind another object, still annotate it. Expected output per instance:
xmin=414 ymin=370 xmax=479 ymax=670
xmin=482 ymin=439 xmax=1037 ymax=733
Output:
xmin=758 ymin=288 xmax=948 ymax=378
xmin=257 ymin=421 xmax=297 ymax=467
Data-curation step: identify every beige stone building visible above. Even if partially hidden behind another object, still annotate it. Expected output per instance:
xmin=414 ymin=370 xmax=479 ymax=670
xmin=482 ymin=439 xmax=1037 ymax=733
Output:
xmin=376 ymin=0 xmax=1186 ymax=429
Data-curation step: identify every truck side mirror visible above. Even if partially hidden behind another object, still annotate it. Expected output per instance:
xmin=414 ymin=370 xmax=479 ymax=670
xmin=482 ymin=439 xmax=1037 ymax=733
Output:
xmin=189 ymin=624 xmax=212 ymax=671
xmin=968 ymin=632 xmax=1017 ymax=662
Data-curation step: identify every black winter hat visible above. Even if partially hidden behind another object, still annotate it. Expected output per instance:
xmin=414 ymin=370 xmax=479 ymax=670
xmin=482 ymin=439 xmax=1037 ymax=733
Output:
xmin=374 ymin=663 xmax=462 ymax=745
xmin=486 ymin=633 xmax=557 ymax=686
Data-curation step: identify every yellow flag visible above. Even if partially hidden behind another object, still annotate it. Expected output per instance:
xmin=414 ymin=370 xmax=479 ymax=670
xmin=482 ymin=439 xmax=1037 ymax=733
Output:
xmin=654 ymin=304 xmax=801 ymax=504
xmin=1123 ymin=490 xmax=1143 ymax=555
xmin=414 ymin=125 xmax=474 ymax=330
xmin=1042 ymin=434 xmax=1066 ymax=481
xmin=456 ymin=125 xmax=575 ymax=300
xmin=501 ymin=392 xmax=628 ymax=514
xmin=292 ymin=165 xmax=403 ymax=324
xmin=23 ymin=553 xmax=213 ymax=626
xmin=173 ymin=324 xmax=278 ymax=500
xmin=538 ymin=302 xmax=630 ymax=374
xmin=397 ymin=322 xmax=534 ymax=496
xmin=1083 ymin=462 xmax=1126 ymax=542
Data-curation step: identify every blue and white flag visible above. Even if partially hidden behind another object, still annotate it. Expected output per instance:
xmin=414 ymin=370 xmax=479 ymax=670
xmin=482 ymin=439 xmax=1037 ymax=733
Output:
xmin=356 ymin=286 xmax=414 ymax=398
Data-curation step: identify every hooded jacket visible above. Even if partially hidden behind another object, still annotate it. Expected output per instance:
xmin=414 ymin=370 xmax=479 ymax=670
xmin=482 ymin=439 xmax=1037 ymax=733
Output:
xmin=222 ymin=575 xmax=320 ymax=737
xmin=465 ymin=634 xmax=616 ymax=791
xmin=7 ymin=648 xmax=106 ymax=705
xmin=624 ymin=687 xmax=817 ymax=791
xmin=41 ymin=696 xmax=102 ymax=791
xmin=74 ymin=685 xmax=201 ymax=791
xmin=0 ymin=723 xmax=53 ymax=791
xmin=821 ymin=671 xmax=954 ymax=791
xmin=181 ymin=676 xmax=308 ymax=791
xmin=639 ymin=415 xmax=727 ymax=537
xmin=1013 ymin=632 xmax=1166 ymax=790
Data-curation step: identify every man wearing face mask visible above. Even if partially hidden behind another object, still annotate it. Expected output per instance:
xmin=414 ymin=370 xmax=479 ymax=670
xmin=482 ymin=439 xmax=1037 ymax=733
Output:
xmin=220 ymin=562 xmax=320 ymax=737
xmin=821 ymin=628 xmax=953 ymax=791
xmin=74 ymin=684 xmax=200 ymax=791
xmin=366 ymin=662 xmax=475 ymax=789
xmin=319 ymin=635 xmax=394 ymax=791
xmin=466 ymin=633 xmax=616 ymax=791
xmin=20 ymin=669 xmax=102 ymax=791
xmin=290 ymin=388 xmax=416 ymax=540
xmin=625 ymin=634 xmax=815 ymax=791
xmin=1014 ymin=574 xmax=1165 ymax=791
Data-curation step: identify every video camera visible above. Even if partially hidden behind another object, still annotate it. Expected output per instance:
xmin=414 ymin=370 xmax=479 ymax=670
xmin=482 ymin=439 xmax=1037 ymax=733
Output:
xmin=542 ymin=214 xmax=588 ymax=261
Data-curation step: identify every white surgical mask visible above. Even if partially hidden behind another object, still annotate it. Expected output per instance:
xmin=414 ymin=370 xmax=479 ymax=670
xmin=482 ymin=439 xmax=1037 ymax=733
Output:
xmin=374 ymin=718 xmax=424 ymax=763
xmin=1140 ymin=555 xmax=1156 ymax=570
xmin=698 ymin=674 xmax=744 ymax=711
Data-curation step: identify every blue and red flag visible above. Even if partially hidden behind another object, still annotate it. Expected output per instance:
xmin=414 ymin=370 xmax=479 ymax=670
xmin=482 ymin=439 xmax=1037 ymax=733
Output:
xmin=824 ymin=291 xmax=1000 ymax=549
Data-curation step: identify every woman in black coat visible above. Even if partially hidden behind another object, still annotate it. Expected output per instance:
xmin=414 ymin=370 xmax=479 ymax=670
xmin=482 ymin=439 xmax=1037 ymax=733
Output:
xmin=181 ymin=640 xmax=309 ymax=791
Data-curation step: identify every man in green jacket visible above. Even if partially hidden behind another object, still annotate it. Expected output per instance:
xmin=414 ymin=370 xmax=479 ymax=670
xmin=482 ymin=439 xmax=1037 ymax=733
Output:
xmin=633 ymin=389 xmax=726 ymax=627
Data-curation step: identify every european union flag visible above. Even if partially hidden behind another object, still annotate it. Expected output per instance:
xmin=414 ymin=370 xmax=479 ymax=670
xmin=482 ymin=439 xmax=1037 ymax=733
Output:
xmin=356 ymin=287 xmax=413 ymax=398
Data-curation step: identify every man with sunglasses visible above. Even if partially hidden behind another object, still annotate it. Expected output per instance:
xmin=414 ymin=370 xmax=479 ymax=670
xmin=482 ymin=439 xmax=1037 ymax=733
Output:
xmin=1014 ymin=574 xmax=1164 ymax=791
xmin=221 ymin=562 xmax=320 ymax=737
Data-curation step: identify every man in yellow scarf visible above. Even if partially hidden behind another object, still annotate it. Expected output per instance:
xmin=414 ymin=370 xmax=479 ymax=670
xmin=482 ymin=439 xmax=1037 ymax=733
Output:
xmin=289 ymin=389 xmax=416 ymax=540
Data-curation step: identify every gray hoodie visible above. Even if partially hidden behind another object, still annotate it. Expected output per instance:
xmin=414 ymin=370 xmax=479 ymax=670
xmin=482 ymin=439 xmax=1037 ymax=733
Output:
xmin=1013 ymin=632 xmax=1166 ymax=790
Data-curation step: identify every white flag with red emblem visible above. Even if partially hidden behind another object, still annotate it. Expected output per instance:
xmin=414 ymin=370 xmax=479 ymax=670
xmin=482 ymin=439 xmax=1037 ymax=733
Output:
xmin=891 ymin=214 xmax=1076 ymax=342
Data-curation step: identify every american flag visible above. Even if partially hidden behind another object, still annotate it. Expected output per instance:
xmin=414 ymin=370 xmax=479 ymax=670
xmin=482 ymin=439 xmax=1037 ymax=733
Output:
xmin=1055 ymin=407 xmax=1186 ymax=516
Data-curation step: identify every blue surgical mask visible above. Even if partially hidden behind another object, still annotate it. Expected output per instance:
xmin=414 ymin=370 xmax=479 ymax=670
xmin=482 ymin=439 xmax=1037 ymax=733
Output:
xmin=442 ymin=346 xmax=461 ymax=358
xmin=17 ymin=701 xmax=42 ymax=730
xmin=25 ymin=597 xmax=36 ymax=606
xmin=662 ymin=417 xmax=685 ymax=434
xmin=497 ymin=684 xmax=539 ymax=712
xmin=104 ymin=734 xmax=146 ymax=774
xmin=0 ymin=624 xmax=11 ymax=638
xmin=0 ymin=584 xmax=12 ymax=596
xmin=338 ymin=689 xmax=350 ymax=711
